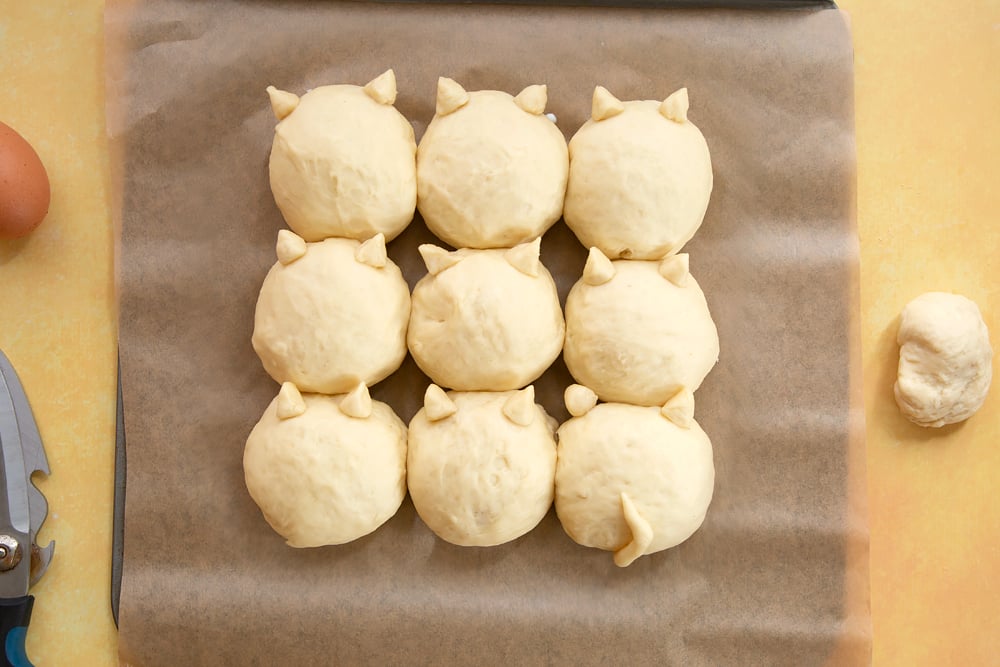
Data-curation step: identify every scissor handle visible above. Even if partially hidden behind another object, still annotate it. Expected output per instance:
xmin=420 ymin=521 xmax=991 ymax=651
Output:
xmin=0 ymin=596 xmax=33 ymax=667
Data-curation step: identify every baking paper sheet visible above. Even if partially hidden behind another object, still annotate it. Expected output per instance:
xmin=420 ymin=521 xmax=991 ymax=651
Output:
xmin=106 ymin=2 xmax=869 ymax=664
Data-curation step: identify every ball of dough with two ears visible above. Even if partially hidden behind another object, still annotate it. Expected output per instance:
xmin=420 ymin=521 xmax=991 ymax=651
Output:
xmin=267 ymin=69 xmax=417 ymax=243
xmin=416 ymin=77 xmax=568 ymax=249
xmin=244 ymin=382 xmax=408 ymax=548
xmin=564 ymin=86 xmax=713 ymax=260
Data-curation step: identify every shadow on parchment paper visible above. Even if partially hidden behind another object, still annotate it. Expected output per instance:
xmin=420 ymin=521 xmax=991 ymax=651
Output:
xmin=108 ymin=1 xmax=869 ymax=665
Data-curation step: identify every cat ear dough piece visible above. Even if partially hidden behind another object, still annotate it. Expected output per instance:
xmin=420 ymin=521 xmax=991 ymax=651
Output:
xmin=355 ymin=233 xmax=388 ymax=268
xmin=658 ymin=253 xmax=690 ymax=287
xmin=564 ymin=384 xmax=598 ymax=417
xmin=276 ymin=229 xmax=308 ymax=265
xmin=418 ymin=244 xmax=463 ymax=276
xmin=267 ymin=86 xmax=300 ymax=121
xmin=613 ymin=492 xmax=654 ymax=567
xmin=363 ymin=69 xmax=397 ymax=105
xmin=660 ymin=87 xmax=689 ymax=123
xmin=502 ymin=386 xmax=536 ymax=426
xmin=276 ymin=382 xmax=307 ymax=420
xmin=339 ymin=383 xmax=373 ymax=419
xmin=591 ymin=86 xmax=625 ymax=121
xmin=424 ymin=384 xmax=457 ymax=421
xmin=436 ymin=77 xmax=470 ymax=116
xmin=504 ymin=237 xmax=542 ymax=277
xmin=661 ymin=387 xmax=695 ymax=428
xmin=514 ymin=84 xmax=548 ymax=115
xmin=582 ymin=247 xmax=616 ymax=286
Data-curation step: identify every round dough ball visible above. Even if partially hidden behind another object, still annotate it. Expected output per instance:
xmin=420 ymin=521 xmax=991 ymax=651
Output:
xmin=555 ymin=403 xmax=714 ymax=565
xmin=408 ymin=245 xmax=565 ymax=391
xmin=417 ymin=87 xmax=568 ymax=249
xmin=564 ymin=96 xmax=712 ymax=260
xmin=407 ymin=388 xmax=556 ymax=546
xmin=895 ymin=292 xmax=993 ymax=427
xmin=563 ymin=257 xmax=718 ymax=405
xmin=268 ymin=82 xmax=416 ymax=242
xmin=252 ymin=236 xmax=410 ymax=394
xmin=244 ymin=386 xmax=407 ymax=547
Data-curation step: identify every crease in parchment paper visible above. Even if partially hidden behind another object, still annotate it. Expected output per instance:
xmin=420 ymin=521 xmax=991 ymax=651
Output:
xmin=106 ymin=1 xmax=870 ymax=665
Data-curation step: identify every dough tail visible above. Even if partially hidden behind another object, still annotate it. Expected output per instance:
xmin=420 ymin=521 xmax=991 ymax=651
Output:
xmin=614 ymin=492 xmax=653 ymax=567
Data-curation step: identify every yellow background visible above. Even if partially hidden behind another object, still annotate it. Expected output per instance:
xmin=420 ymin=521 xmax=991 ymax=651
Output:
xmin=0 ymin=1 xmax=996 ymax=664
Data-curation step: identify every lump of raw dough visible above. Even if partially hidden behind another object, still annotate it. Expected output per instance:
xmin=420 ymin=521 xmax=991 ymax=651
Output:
xmin=555 ymin=391 xmax=714 ymax=567
xmin=267 ymin=70 xmax=417 ymax=242
xmin=252 ymin=231 xmax=410 ymax=394
xmin=894 ymin=292 xmax=993 ymax=427
xmin=243 ymin=382 xmax=407 ymax=547
xmin=407 ymin=238 xmax=565 ymax=390
xmin=563 ymin=249 xmax=718 ymax=405
xmin=416 ymin=78 xmax=568 ymax=249
xmin=563 ymin=86 xmax=712 ymax=260
xmin=407 ymin=386 xmax=556 ymax=546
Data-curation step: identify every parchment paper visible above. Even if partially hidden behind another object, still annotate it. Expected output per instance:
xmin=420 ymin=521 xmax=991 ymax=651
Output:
xmin=106 ymin=2 xmax=870 ymax=665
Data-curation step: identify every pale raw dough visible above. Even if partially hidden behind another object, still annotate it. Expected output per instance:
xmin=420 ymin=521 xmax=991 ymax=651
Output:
xmin=407 ymin=240 xmax=565 ymax=390
xmin=563 ymin=250 xmax=719 ymax=405
xmin=416 ymin=79 xmax=568 ymax=248
xmin=563 ymin=87 xmax=713 ymax=260
xmin=407 ymin=386 xmax=556 ymax=546
xmin=895 ymin=292 xmax=993 ymax=427
xmin=252 ymin=233 xmax=410 ymax=394
xmin=555 ymin=400 xmax=714 ymax=567
xmin=243 ymin=383 xmax=407 ymax=547
xmin=267 ymin=70 xmax=417 ymax=242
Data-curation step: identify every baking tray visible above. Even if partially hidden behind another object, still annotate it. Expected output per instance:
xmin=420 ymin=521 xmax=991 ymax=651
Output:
xmin=110 ymin=0 xmax=841 ymax=629
xmin=108 ymin=3 xmax=860 ymax=663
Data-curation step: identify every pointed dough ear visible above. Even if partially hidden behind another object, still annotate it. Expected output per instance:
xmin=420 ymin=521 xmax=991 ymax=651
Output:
xmin=276 ymin=229 xmax=307 ymax=265
xmin=424 ymin=384 xmax=457 ymax=421
xmin=564 ymin=384 xmax=598 ymax=417
xmin=658 ymin=253 xmax=690 ymax=287
xmin=418 ymin=244 xmax=462 ymax=275
xmin=339 ymin=383 xmax=373 ymax=419
xmin=355 ymin=233 xmax=388 ymax=268
xmin=659 ymin=87 xmax=689 ymax=123
xmin=276 ymin=382 xmax=307 ymax=420
xmin=436 ymin=77 xmax=470 ymax=116
xmin=504 ymin=237 xmax=542 ymax=277
xmin=614 ymin=492 xmax=654 ymax=567
xmin=661 ymin=387 xmax=695 ymax=428
xmin=502 ymin=386 xmax=536 ymax=426
xmin=582 ymin=247 xmax=615 ymax=286
xmin=267 ymin=86 xmax=300 ymax=120
xmin=591 ymin=86 xmax=624 ymax=121
xmin=363 ymin=69 xmax=397 ymax=105
xmin=514 ymin=84 xmax=547 ymax=115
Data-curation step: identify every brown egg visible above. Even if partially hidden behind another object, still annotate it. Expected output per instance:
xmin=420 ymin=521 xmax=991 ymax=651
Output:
xmin=0 ymin=121 xmax=51 ymax=239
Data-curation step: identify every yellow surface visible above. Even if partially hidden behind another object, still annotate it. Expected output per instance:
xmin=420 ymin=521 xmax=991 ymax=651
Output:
xmin=844 ymin=1 xmax=1000 ymax=665
xmin=0 ymin=1 xmax=120 ymax=666
xmin=0 ymin=1 xmax=996 ymax=665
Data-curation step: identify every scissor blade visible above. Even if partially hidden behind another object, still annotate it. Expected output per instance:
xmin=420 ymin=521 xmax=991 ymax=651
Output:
xmin=0 ymin=354 xmax=49 ymax=478
xmin=0 ymin=352 xmax=51 ymax=542
xmin=0 ymin=358 xmax=31 ymax=535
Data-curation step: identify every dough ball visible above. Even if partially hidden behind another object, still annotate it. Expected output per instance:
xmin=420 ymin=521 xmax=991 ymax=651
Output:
xmin=244 ymin=383 xmax=407 ymax=547
xmin=408 ymin=240 xmax=565 ymax=391
xmin=267 ymin=71 xmax=417 ymax=242
xmin=555 ymin=402 xmax=715 ymax=567
xmin=895 ymin=292 xmax=993 ymax=427
xmin=252 ymin=233 xmax=410 ymax=394
xmin=407 ymin=386 xmax=556 ymax=546
xmin=563 ymin=251 xmax=718 ymax=405
xmin=563 ymin=87 xmax=712 ymax=260
xmin=416 ymin=79 xmax=568 ymax=249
